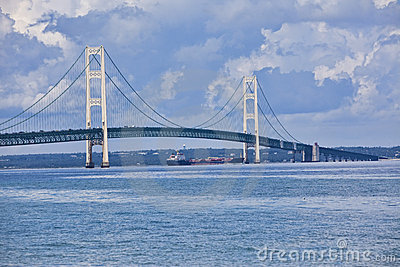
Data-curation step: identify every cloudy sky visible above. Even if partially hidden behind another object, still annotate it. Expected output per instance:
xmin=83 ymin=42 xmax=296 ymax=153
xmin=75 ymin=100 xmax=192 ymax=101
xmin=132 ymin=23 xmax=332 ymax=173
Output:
xmin=0 ymin=0 xmax=399 ymax=154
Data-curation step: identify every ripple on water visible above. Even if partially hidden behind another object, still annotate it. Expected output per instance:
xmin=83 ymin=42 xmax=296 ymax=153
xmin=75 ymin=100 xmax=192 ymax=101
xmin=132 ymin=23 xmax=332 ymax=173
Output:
xmin=0 ymin=160 xmax=399 ymax=265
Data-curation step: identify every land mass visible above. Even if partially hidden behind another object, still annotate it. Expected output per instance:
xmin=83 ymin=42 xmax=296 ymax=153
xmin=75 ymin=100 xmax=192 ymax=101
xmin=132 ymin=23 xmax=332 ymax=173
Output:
xmin=0 ymin=146 xmax=399 ymax=169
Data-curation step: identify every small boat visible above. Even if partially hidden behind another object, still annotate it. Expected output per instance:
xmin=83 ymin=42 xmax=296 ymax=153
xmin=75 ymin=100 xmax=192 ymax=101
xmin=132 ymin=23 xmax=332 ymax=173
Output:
xmin=166 ymin=151 xmax=191 ymax=166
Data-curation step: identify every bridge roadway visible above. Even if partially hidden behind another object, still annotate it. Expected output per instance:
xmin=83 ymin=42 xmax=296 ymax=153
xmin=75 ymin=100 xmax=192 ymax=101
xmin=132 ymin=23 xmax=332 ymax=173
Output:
xmin=0 ymin=127 xmax=378 ymax=161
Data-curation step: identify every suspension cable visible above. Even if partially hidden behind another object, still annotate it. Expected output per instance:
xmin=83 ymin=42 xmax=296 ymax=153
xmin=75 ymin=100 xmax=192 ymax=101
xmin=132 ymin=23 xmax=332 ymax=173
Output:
xmin=0 ymin=48 xmax=85 ymax=127
xmin=104 ymin=49 xmax=184 ymax=128
xmin=104 ymin=71 xmax=168 ymax=127
xmin=202 ymin=79 xmax=287 ymax=141
xmin=201 ymin=86 xmax=246 ymax=129
xmin=194 ymin=77 xmax=243 ymax=128
xmin=91 ymin=55 xmax=169 ymax=127
xmin=244 ymin=81 xmax=288 ymax=141
xmin=0 ymin=48 xmax=100 ymax=132
xmin=256 ymin=79 xmax=301 ymax=143
xmin=257 ymin=103 xmax=288 ymax=141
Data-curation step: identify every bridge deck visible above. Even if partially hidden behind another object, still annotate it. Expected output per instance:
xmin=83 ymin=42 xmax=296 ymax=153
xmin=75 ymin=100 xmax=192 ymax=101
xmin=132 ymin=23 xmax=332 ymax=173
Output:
xmin=0 ymin=127 xmax=378 ymax=161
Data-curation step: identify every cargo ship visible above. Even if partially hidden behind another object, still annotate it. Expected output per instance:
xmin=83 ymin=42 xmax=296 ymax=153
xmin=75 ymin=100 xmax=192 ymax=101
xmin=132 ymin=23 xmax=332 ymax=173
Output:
xmin=189 ymin=157 xmax=243 ymax=165
xmin=166 ymin=151 xmax=243 ymax=166
xmin=166 ymin=151 xmax=191 ymax=165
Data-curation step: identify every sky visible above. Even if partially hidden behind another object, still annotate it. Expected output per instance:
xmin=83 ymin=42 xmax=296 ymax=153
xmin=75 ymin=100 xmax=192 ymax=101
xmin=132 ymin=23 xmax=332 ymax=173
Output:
xmin=0 ymin=0 xmax=399 ymax=155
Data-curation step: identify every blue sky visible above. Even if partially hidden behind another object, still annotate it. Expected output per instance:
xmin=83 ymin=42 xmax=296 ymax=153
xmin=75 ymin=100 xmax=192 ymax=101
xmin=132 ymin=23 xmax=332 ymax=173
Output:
xmin=0 ymin=0 xmax=399 ymax=154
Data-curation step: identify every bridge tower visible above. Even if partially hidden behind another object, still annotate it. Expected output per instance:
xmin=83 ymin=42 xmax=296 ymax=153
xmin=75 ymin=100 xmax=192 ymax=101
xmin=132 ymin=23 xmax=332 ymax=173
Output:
xmin=85 ymin=46 xmax=109 ymax=168
xmin=243 ymin=76 xmax=260 ymax=164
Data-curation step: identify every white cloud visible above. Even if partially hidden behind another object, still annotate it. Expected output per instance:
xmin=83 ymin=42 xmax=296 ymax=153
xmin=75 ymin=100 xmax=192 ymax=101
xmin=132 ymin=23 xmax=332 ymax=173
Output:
xmin=27 ymin=22 xmax=78 ymax=58
xmin=0 ymin=13 xmax=13 ymax=39
xmin=0 ymin=0 xmax=128 ymax=111
xmin=296 ymin=0 xmax=339 ymax=9
xmin=220 ymin=22 xmax=357 ymax=78
xmin=0 ymin=68 xmax=49 ymax=109
xmin=159 ymin=69 xmax=184 ymax=100
xmin=314 ymin=28 xmax=400 ymax=115
xmin=373 ymin=0 xmax=397 ymax=9
xmin=175 ymin=38 xmax=224 ymax=65
xmin=205 ymin=76 xmax=237 ymax=109
xmin=313 ymin=53 xmax=364 ymax=85
xmin=103 ymin=12 xmax=157 ymax=45
xmin=0 ymin=0 xmax=126 ymax=57
xmin=208 ymin=21 xmax=400 ymax=120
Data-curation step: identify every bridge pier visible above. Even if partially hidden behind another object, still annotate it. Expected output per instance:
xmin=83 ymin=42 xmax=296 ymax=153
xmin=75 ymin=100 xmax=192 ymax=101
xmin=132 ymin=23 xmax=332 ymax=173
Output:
xmin=312 ymin=142 xmax=320 ymax=162
xmin=302 ymin=146 xmax=313 ymax=162
xmin=101 ymin=162 xmax=110 ymax=168
xmin=243 ymin=143 xmax=250 ymax=164
xmin=290 ymin=150 xmax=296 ymax=163
xmin=86 ymin=141 xmax=94 ymax=168
xmin=301 ymin=143 xmax=321 ymax=162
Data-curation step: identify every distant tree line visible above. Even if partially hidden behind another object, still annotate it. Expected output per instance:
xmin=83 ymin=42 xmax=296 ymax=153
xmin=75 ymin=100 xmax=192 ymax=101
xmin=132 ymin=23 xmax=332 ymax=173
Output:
xmin=0 ymin=146 xmax=398 ymax=169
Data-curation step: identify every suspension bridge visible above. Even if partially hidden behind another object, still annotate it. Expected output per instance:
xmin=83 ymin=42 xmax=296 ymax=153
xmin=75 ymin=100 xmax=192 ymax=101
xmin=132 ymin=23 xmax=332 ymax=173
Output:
xmin=0 ymin=46 xmax=378 ymax=167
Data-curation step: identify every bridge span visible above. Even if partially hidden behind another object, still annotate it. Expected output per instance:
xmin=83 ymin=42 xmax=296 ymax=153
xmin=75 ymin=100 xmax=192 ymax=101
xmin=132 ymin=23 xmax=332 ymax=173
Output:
xmin=0 ymin=127 xmax=379 ymax=162
xmin=0 ymin=46 xmax=380 ymax=166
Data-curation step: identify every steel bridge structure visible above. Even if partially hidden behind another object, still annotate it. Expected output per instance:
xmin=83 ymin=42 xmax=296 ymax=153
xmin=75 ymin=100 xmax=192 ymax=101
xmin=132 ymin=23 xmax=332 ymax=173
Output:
xmin=0 ymin=45 xmax=380 ymax=166
xmin=0 ymin=127 xmax=379 ymax=162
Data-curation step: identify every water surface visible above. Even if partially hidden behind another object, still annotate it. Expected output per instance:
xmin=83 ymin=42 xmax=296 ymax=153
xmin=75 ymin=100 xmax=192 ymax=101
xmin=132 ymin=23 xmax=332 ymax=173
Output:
xmin=0 ymin=161 xmax=399 ymax=265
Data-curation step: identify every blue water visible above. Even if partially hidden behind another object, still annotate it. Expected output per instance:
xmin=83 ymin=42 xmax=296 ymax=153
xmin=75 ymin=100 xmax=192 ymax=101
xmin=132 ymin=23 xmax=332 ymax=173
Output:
xmin=0 ymin=161 xmax=399 ymax=265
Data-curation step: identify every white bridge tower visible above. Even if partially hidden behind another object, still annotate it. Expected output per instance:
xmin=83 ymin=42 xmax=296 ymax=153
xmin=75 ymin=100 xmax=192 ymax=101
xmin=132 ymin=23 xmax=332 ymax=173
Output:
xmin=85 ymin=46 xmax=109 ymax=168
xmin=243 ymin=76 xmax=260 ymax=164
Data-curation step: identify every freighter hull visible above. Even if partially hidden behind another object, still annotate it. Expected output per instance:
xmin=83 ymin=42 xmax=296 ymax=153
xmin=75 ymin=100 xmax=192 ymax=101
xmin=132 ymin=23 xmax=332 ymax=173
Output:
xmin=166 ymin=159 xmax=191 ymax=166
